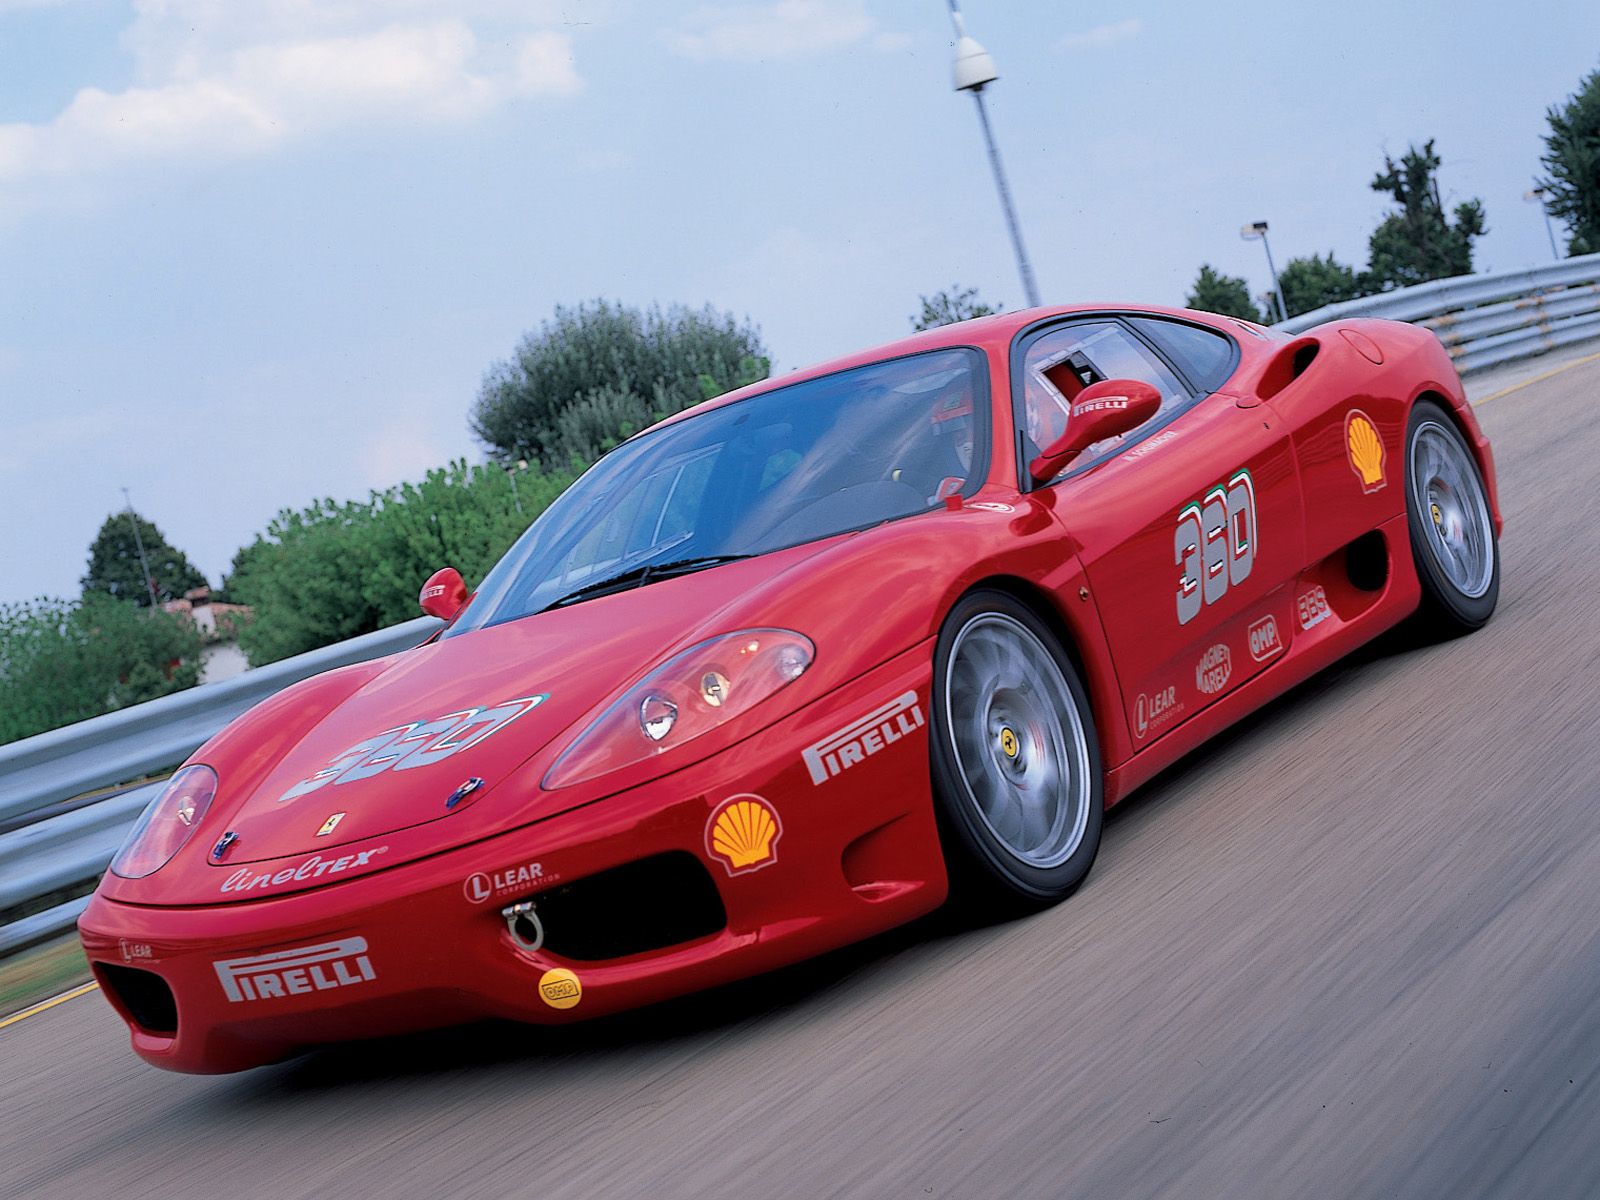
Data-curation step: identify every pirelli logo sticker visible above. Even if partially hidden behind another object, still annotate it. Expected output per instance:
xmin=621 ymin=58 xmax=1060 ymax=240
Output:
xmin=213 ymin=937 xmax=376 ymax=1003
xmin=802 ymin=691 xmax=925 ymax=785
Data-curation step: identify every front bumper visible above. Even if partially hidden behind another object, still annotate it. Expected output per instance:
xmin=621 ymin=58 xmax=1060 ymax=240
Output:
xmin=80 ymin=645 xmax=946 ymax=1073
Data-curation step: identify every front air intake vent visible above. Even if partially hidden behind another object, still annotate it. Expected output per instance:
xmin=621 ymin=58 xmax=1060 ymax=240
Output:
xmin=96 ymin=963 xmax=178 ymax=1036
xmin=533 ymin=852 xmax=727 ymax=961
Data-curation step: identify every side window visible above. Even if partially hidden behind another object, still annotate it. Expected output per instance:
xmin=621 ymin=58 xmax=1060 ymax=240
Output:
xmin=1130 ymin=317 xmax=1238 ymax=393
xmin=1018 ymin=321 xmax=1191 ymax=481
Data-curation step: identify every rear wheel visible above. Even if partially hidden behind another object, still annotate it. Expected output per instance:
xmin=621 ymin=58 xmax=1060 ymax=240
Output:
xmin=1405 ymin=401 xmax=1499 ymax=635
xmin=930 ymin=591 xmax=1103 ymax=914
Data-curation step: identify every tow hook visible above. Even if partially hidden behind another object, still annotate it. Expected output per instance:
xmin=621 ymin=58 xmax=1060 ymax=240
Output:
xmin=502 ymin=901 xmax=544 ymax=953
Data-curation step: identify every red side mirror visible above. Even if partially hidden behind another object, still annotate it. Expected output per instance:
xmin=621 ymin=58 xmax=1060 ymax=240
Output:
xmin=1029 ymin=379 xmax=1163 ymax=483
xmin=419 ymin=567 xmax=468 ymax=621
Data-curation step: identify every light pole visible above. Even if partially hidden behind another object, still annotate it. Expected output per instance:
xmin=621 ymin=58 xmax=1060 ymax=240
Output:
xmin=1524 ymin=186 xmax=1562 ymax=261
xmin=120 ymin=485 xmax=160 ymax=606
xmin=1241 ymin=221 xmax=1287 ymax=324
xmin=947 ymin=0 xmax=1040 ymax=308
xmin=506 ymin=459 xmax=528 ymax=518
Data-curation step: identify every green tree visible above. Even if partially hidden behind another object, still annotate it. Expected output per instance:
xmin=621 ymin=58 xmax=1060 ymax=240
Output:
xmin=1365 ymin=140 xmax=1486 ymax=290
xmin=1276 ymin=252 xmax=1367 ymax=318
xmin=911 ymin=285 xmax=1001 ymax=330
xmin=0 ymin=595 xmax=203 ymax=745
xmin=81 ymin=509 xmax=207 ymax=606
xmin=1540 ymin=65 xmax=1600 ymax=256
xmin=1186 ymin=265 xmax=1263 ymax=322
xmin=471 ymin=301 xmax=769 ymax=469
xmin=227 ymin=459 xmax=573 ymax=666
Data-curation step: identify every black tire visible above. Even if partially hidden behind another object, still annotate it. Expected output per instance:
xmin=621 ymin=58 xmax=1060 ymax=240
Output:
xmin=929 ymin=590 xmax=1103 ymax=915
xmin=1405 ymin=400 xmax=1500 ymax=636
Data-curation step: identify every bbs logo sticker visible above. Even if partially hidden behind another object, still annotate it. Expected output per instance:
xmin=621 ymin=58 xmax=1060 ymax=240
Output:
xmin=1176 ymin=471 xmax=1256 ymax=625
xmin=278 ymin=695 xmax=547 ymax=803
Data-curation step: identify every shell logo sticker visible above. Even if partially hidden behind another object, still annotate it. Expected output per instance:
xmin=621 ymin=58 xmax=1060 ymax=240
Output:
xmin=538 ymin=967 xmax=582 ymax=1010
xmin=1346 ymin=410 xmax=1386 ymax=492
xmin=706 ymin=795 xmax=782 ymax=876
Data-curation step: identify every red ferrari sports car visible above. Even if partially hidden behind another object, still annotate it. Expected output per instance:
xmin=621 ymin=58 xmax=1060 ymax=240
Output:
xmin=80 ymin=303 xmax=1501 ymax=1073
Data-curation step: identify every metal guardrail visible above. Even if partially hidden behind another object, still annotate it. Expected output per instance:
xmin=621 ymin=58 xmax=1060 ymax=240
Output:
xmin=5 ymin=256 xmax=1599 ymax=961
xmin=1277 ymin=251 xmax=1600 ymax=373
xmin=0 ymin=616 xmax=440 ymax=955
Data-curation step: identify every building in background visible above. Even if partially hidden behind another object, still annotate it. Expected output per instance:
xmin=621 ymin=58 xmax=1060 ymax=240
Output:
xmin=161 ymin=586 xmax=252 ymax=683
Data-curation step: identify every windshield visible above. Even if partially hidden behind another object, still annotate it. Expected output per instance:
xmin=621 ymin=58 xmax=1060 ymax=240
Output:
xmin=444 ymin=347 xmax=989 ymax=635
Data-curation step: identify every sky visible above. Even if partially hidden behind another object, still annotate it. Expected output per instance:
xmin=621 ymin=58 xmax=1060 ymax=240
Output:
xmin=2 ymin=0 xmax=1597 ymax=605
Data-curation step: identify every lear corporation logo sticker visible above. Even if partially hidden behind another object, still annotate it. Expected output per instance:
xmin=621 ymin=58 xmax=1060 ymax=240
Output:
xmin=802 ymin=691 xmax=926 ymax=785
xmin=214 ymin=937 xmax=376 ymax=1003
xmin=119 ymin=939 xmax=154 ymax=964
xmin=1346 ymin=409 xmax=1387 ymax=493
xmin=538 ymin=967 xmax=583 ymax=1010
xmin=1135 ymin=686 xmax=1178 ymax=739
xmin=463 ymin=860 xmax=546 ymax=904
xmin=1298 ymin=585 xmax=1332 ymax=630
xmin=1196 ymin=644 xmax=1233 ymax=694
xmin=706 ymin=795 xmax=782 ymax=876
xmin=1247 ymin=615 xmax=1284 ymax=663
xmin=277 ymin=694 xmax=548 ymax=804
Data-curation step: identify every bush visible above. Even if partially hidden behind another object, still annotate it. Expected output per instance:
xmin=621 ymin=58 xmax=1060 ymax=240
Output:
xmin=470 ymin=300 xmax=768 ymax=468
xmin=227 ymin=459 xmax=573 ymax=666
xmin=1276 ymin=252 xmax=1368 ymax=318
xmin=1186 ymin=265 xmax=1263 ymax=322
xmin=0 ymin=595 xmax=203 ymax=746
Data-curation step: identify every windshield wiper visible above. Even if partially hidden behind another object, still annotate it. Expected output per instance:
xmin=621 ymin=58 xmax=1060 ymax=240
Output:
xmin=539 ymin=554 xmax=753 ymax=612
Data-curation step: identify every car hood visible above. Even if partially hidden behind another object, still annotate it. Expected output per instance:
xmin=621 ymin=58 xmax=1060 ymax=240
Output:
xmin=201 ymin=547 xmax=827 ymax=867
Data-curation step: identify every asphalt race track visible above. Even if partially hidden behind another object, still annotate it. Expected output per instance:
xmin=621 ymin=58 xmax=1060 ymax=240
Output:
xmin=5 ymin=352 xmax=1600 ymax=1200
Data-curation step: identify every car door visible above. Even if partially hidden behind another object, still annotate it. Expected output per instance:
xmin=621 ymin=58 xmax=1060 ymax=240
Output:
xmin=1018 ymin=315 xmax=1304 ymax=749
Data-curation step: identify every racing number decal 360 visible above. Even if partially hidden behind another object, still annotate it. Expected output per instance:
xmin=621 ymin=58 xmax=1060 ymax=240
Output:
xmin=1176 ymin=471 xmax=1256 ymax=625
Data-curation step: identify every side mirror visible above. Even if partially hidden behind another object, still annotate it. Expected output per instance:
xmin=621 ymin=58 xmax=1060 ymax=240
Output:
xmin=1029 ymin=379 xmax=1163 ymax=483
xmin=419 ymin=567 xmax=468 ymax=622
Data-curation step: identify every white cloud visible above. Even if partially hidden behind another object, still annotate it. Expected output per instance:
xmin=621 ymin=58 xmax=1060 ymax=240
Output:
xmin=514 ymin=30 xmax=584 ymax=97
xmin=669 ymin=0 xmax=879 ymax=62
xmin=1056 ymin=19 xmax=1143 ymax=52
xmin=0 ymin=2 xmax=584 ymax=185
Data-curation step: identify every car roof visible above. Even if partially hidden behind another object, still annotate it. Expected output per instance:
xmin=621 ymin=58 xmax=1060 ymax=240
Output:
xmin=643 ymin=302 xmax=1244 ymax=437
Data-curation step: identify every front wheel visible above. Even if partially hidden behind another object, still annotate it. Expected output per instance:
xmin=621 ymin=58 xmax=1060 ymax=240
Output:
xmin=1405 ymin=401 xmax=1499 ymax=636
xmin=930 ymin=591 xmax=1103 ymax=915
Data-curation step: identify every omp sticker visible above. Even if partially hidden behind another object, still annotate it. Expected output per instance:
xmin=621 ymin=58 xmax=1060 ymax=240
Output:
xmin=538 ymin=968 xmax=582 ymax=1010
xmin=1247 ymin=615 xmax=1283 ymax=662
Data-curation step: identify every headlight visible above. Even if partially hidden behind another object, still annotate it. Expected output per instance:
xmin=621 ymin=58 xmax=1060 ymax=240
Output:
xmin=543 ymin=629 xmax=813 ymax=790
xmin=110 ymin=764 xmax=219 ymax=879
